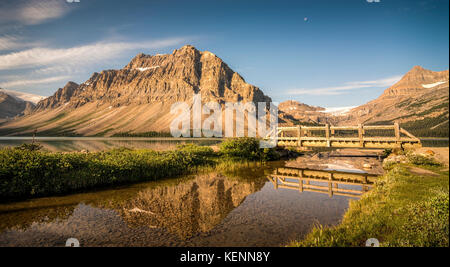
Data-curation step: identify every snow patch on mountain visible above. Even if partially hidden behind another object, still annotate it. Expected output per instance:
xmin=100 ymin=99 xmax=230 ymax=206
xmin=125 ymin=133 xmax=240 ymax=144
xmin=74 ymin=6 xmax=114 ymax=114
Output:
xmin=323 ymin=106 xmax=356 ymax=116
xmin=422 ymin=81 xmax=447 ymax=88
xmin=135 ymin=66 xmax=160 ymax=71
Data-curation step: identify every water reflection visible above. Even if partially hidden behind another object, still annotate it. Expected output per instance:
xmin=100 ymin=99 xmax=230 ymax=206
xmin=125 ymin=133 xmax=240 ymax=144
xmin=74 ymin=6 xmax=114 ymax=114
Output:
xmin=0 ymin=162 xmax=377 ymax=247
xmin=116 ymin=172 xmax=266 ymax=239
xmin=268 ymin=167 xmax=377 ymax=198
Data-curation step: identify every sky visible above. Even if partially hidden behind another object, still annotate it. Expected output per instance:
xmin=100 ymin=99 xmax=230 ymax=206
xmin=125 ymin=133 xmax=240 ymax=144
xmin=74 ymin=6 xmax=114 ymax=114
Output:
xmin=0 ymin=0 xmax=448 ymax=107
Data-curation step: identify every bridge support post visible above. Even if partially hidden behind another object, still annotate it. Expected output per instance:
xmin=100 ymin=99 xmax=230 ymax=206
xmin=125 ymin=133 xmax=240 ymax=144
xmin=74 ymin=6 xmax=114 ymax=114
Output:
xmin=297 ymin=125 xmax=302 ymax=147
xmin=358 ymin=124 xmax=364 ymax=147
xmin=394 ymin=122 xmax=402 ymax=148
xmin=325 ymin=124 xmax=330 ymax=147
xmin=328 ymin=173 xmax=333 ymax=197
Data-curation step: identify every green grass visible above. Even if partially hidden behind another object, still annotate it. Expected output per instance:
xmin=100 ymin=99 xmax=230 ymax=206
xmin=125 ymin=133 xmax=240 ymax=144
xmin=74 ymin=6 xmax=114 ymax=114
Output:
xmin=0 ymin=138 xmax=278 ymax=201
xmin=289 ymin=157 xmax=449 ymax=247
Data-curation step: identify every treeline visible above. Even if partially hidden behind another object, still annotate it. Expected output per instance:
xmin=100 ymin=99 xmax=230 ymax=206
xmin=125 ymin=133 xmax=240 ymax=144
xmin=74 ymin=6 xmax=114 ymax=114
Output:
xmin=111 ymin=131 xmax=172 ymax=137
xmin=368 ymin=113 xmax=449 ymax=138
xmin=401 ymin=114 xmax=449 ymax=137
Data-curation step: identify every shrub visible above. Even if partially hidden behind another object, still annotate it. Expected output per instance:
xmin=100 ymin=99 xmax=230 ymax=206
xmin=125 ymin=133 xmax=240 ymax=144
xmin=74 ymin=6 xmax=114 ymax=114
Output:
xmin=219 ymin=137 xmax=279 ymax=161
xmin=176 ymin=144 xmax=216 ymax=165
xmin=381 ymin=148 xmax=393 ymax=158
xmin=0 ymin=146 xmax=212 ymax=200
xmin=14 ymin=142 xmax=43 ymax=151
xmin=407 ymin=154 xmax=442 ymax=166
xmin=382 ymin=160 xmax=397 ymax=170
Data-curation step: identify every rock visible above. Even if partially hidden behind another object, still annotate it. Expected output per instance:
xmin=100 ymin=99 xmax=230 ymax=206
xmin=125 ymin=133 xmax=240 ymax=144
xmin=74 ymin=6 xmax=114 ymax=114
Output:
xmin=278 ymin=100 xmax=332 ymax=125
xmin=34 ymin=82 xmax=79 ymax=111
xmin=363 ymin=163 xmax=372 ymax=169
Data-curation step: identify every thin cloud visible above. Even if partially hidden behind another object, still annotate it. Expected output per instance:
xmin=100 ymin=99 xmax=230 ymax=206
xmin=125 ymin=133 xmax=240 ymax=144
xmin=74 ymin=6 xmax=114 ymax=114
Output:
xmin=0 ymin=76 xmax=70 ymax=88
xmin=0 ymin=34 xmax=42 ymax=51
xmin=0 ymin=35 xmax=21 ymax=51
xmin=0 ymin=0 xmax=72 ymax=26
xmin=0 ymin=37 xmax=187 ymax=70
xmin=288 ymin=75 xmax=402 ymax=95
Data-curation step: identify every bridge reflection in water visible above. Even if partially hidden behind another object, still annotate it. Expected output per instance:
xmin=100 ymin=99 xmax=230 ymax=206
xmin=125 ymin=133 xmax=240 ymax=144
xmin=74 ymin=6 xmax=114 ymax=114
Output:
xmin=268 ymin=167 xmax=378 ymax=198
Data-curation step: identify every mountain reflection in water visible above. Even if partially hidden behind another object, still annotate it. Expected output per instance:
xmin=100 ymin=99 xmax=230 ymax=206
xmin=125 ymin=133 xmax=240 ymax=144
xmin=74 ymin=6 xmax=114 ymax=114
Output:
xmin=118 ymin=172 xmax=266 ymax=239
xmin=0 ymin=162 xmax=377 ymax=247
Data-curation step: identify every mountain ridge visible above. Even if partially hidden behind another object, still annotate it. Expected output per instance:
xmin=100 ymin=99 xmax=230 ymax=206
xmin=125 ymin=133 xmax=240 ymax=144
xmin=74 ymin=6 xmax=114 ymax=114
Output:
xmin=338 ymin=65 xmax=449 ymax=136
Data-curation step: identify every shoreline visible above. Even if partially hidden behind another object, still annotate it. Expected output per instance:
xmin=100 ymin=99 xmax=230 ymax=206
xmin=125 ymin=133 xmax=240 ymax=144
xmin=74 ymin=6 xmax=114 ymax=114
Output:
xmin=0 ymin=136 xmax=224 ymax=141
xmin=289 ymin=147 xmax=449 ymax=247
xmin=0 ymin=138 xmax=281 ymax=202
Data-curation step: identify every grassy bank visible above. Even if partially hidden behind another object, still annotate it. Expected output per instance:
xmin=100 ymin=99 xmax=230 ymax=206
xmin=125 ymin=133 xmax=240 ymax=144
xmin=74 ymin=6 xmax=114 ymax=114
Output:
xmin=0 ymin=138 xmax=278 ymax=201
xmin=290 ymin=153 xmax=449 ymax=247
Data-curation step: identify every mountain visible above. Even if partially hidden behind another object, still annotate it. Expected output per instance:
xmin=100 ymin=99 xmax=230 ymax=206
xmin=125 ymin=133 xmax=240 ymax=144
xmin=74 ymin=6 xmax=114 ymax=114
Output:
xmin=0 ymin=45 xmax=271 ymax=136
xmin=339 ymin=66 xmax=449 ymax=137
xmin=278 ymin=100 xmax=330 ymax=125
xmin=0 ymin=89 xmax=44 ymax=104
xmin=0 ymin=89 xmax=36 ymax=120
xmin=34 ymin=82 xmax=79 ymax=111
xmin=381 ymin=66 xmax=448 ymax=97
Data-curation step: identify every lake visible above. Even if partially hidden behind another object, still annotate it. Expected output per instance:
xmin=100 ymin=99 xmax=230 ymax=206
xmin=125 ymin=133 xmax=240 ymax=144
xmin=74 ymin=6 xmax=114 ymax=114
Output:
xmin=0 ymin=160 xmax=377 ymax=247
xmin=0 ymin=137 xmax=447 ymax=153
xmin=0 ymin=137 xmax=222 ymax=152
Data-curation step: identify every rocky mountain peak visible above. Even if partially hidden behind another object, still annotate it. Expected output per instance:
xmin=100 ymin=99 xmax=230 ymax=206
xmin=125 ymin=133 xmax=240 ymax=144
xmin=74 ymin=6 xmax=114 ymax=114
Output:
xmin=381 ymin=66 xmax=449 ymax=97
xmin=53 ymin=45 xmax=272 ymax=108
xmin=409 ymin=65 xmax=426 ymax=72
xmin=35 ymin=81 xmax=79 ymax=111
xmin=278 ymin=100 xmax=331 ymax=125
xmin=279 ymin=100 xmax=324 ymax=112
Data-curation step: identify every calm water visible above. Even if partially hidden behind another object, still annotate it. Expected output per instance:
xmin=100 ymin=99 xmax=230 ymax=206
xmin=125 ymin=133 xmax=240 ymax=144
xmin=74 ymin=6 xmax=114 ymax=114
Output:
xmin=0 ymin=161 xmax=376 ymax=247
xmin=0 ymin=137 xmax=222 ymax=152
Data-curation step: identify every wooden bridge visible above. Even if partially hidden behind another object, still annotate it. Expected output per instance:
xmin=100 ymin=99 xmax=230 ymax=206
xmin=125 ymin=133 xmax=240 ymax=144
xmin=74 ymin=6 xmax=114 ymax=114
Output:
xmin=268 ymin=167 xmax=377 ymax=198
xmin=268 ymin=123 xmax=421 ymax=149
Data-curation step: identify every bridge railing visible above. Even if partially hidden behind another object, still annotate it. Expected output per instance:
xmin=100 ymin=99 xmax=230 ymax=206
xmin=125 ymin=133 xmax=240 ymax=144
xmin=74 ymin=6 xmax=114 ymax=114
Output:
xmin=271 ymin=123 xmax=421 ymax=148
xmin=268 ymin=167 xmax=377 ymax=198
